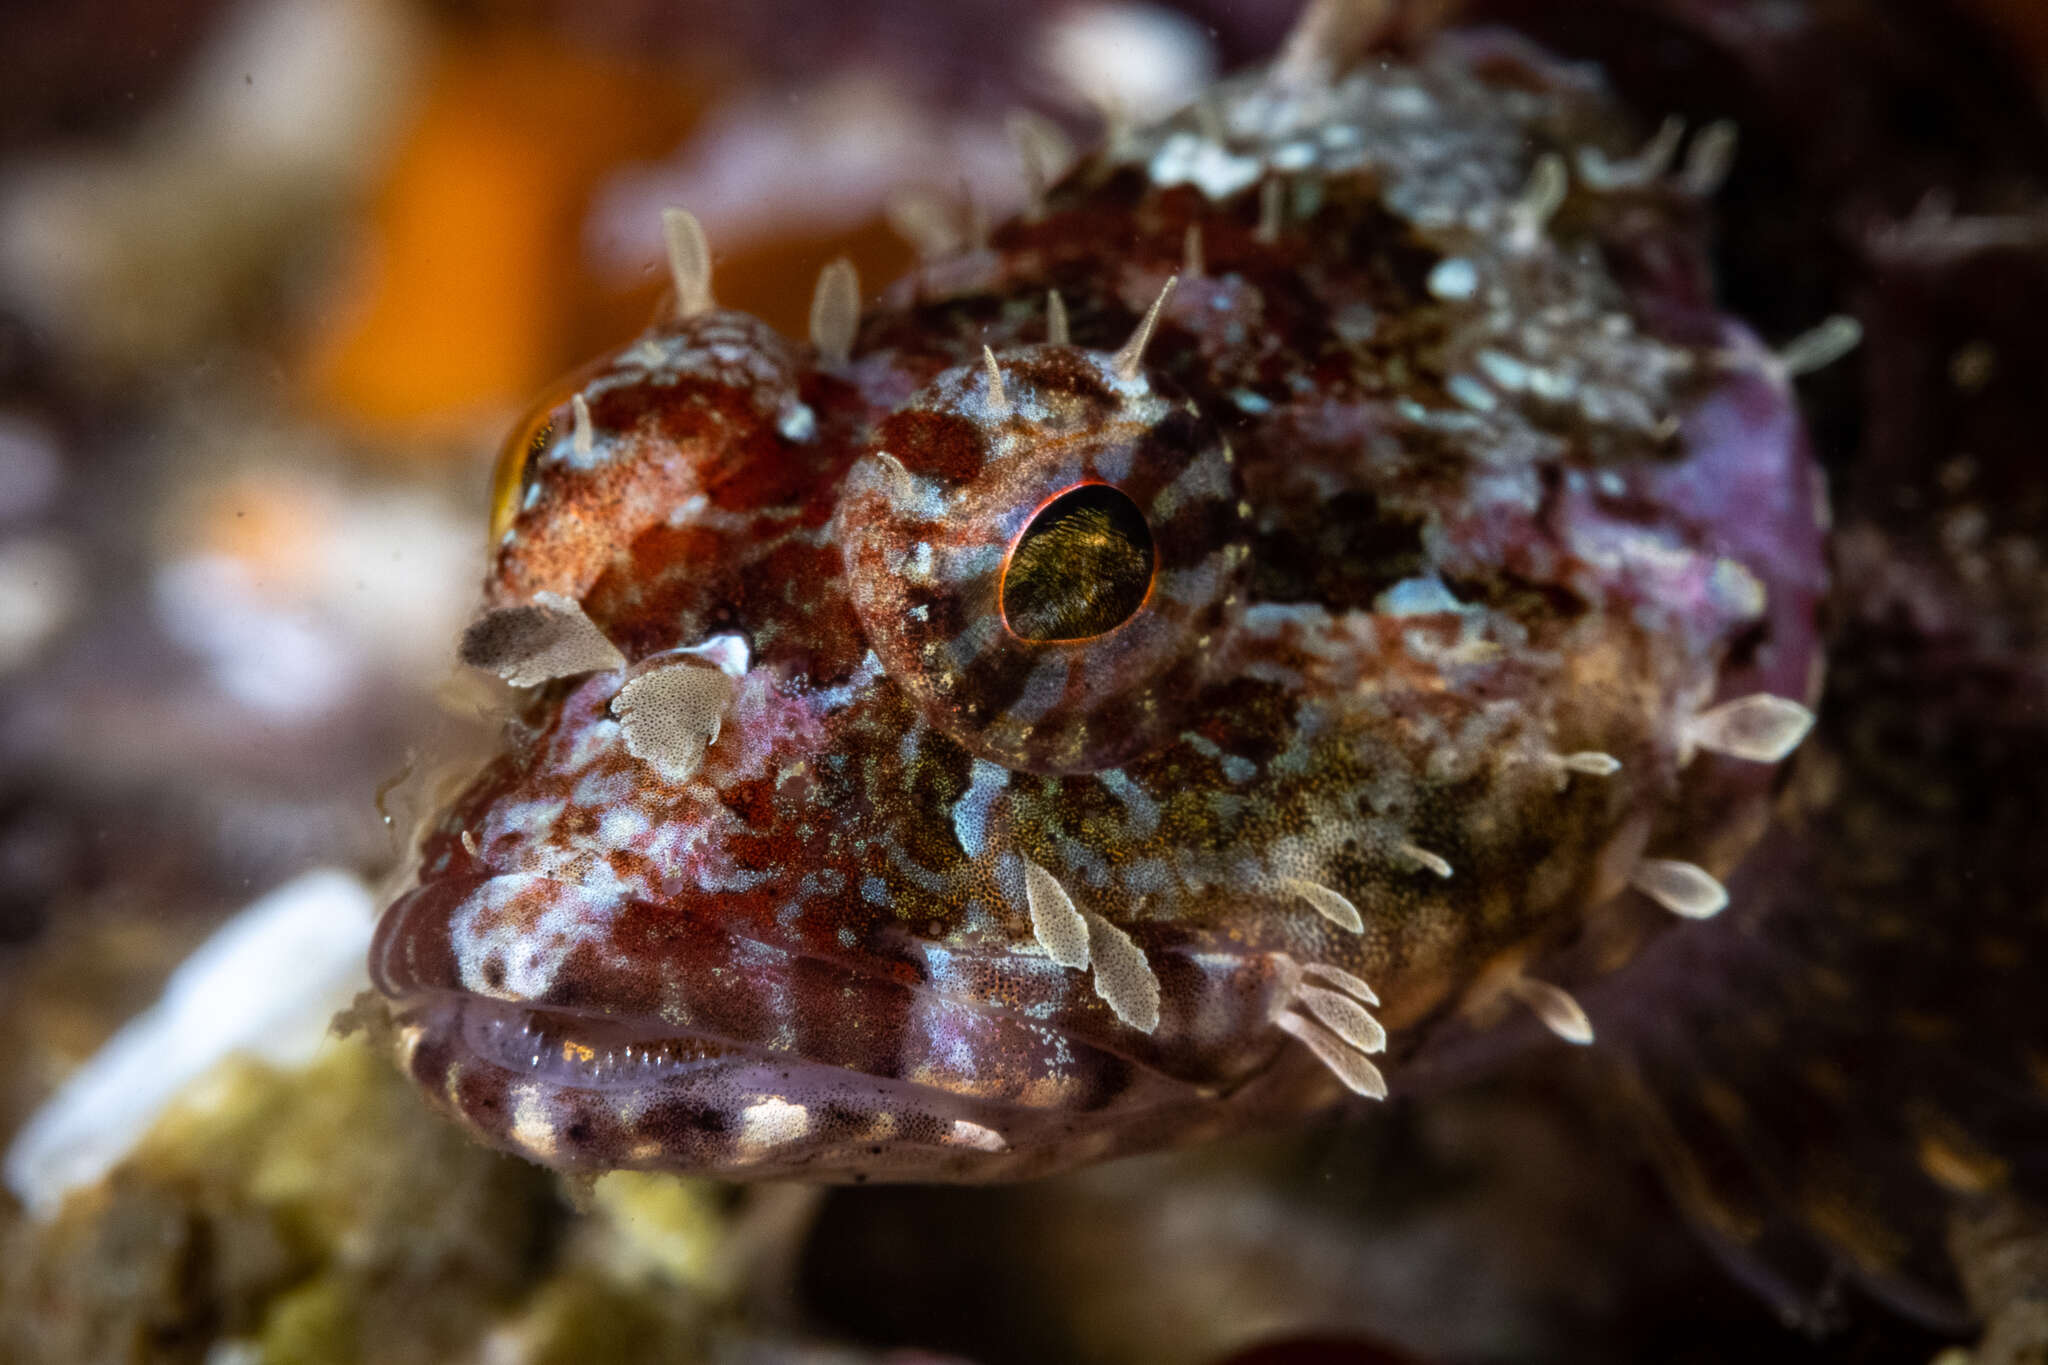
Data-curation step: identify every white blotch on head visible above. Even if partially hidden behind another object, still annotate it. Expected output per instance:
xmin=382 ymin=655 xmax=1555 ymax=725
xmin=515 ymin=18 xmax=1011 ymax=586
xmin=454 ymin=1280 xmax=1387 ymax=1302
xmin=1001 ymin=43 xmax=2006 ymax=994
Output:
xmin=673 ymin=631 xmax=752 ymax=679
xmin=739 ymin=1096 xmax=812 ymax=1150
xmin=459 ymin=591 xmax=626 ymax=687
xmin=1631 ymin=858 xmax=1729 ymax=919
xmin=1149 ymin=130 xmax=1264 ymax=198
xmin=1373 ymin=575 xmax=1467 ymax=617
xmin=776 ymin=401 xmax=817 ymax=443
xmin=946 ymin=1118 xmax=1009 ymax=1152
xmin=1427 ymin=256 xmax=1478 ymax=301
xmin=951 ymin=759 xmax=1010 ymax=859
xmin=1023 ymin=859 xmax=1092 ymax=969
xmin=511 ymin=1084 xmax=560 ymax=1159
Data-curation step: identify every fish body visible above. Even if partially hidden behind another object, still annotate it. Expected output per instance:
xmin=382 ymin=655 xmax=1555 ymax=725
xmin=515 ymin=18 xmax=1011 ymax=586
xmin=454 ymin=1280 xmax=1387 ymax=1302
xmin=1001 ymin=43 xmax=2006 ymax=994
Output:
xmin=369 ymin=23 xmax=1825 ymax=1185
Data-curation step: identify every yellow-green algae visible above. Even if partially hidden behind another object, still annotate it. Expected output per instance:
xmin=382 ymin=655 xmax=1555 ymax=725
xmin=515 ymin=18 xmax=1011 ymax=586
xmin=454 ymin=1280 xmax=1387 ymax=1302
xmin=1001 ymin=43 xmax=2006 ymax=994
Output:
xmin=0 ymin=1025 xmax=740 ymax=1364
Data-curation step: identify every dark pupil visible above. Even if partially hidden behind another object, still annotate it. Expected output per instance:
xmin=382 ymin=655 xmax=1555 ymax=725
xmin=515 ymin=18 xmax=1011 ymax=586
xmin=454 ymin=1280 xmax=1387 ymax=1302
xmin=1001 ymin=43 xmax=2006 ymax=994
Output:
xmin=1003 ymin=485 xmax=1155 ymax=641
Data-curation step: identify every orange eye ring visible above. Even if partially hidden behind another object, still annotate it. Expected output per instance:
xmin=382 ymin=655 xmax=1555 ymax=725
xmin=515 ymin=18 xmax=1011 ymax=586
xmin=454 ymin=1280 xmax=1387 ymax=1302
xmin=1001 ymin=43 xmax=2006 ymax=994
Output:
xmin=487 ymin=402 xmax=554 ymax=546
xmin=486 ymin=360 xmax=607 ymax=547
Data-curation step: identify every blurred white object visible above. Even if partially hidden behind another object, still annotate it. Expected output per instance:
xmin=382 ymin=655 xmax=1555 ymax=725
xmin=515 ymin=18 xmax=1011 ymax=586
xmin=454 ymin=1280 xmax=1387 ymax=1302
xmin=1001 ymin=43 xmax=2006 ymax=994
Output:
xmin=0 ymin=535 xmax=79 ymax=673
xmin=1040 ymin=3 xmax=1216 ymax=123
xmin=0 ymin=0 xmax=425 ymax=368
xmin=0 ymin=412 xmax=63 ymax=524
xmin=3 ymin=868 xmax=377 ymax=1219
xmin=154 ymin=468 xmax=479 ymax=721
xmin=590 ymin=76 xmax=1021 ymax=280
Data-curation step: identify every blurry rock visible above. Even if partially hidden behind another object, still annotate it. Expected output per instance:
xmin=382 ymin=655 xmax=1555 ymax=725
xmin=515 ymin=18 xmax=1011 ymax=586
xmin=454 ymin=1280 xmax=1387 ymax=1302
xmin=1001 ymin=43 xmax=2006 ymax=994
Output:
xmin=0 ymin=0 xmax=426 ymax=377
xmin=0 ymin=1034 xmax=563 ymax=1365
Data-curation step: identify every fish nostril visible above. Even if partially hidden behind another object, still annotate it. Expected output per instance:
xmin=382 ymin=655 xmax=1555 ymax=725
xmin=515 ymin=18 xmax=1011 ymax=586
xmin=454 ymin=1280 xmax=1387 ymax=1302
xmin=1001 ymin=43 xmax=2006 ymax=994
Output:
xmin=1001 ymin=483 xmax=1155 ymax=642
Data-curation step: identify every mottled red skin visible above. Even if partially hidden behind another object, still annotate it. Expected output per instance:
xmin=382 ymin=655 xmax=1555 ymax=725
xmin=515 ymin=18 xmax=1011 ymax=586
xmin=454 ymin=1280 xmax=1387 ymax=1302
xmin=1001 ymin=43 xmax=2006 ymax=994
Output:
xmin=371 ymin=30 xmax=1822 ymax=1185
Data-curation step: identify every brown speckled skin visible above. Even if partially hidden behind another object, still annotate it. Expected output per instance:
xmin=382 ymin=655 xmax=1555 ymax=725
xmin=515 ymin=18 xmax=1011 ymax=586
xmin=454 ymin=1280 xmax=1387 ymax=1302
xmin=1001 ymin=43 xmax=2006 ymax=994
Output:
xmin=369 ymin=28 xmax=1822 ymax=1190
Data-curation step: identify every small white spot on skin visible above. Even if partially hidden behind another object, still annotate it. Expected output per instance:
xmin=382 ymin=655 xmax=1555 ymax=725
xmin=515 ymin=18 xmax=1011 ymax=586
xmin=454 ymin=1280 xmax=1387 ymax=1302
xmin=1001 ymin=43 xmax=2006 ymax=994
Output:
xmin=1023 ymin=859 xmax=1091 ymax=968
xmin=661 ymin=207 xmax=714 ymax=317
xmin=739 ymin=1096 xmax=812 ymax=1150
xmin=946 ymin=1118 xmax=1009 ymax=1152
xmin=1396 ymin=842 xmax=1453 ymax=879
xmin=1685 ymin=693 xmax=1816 ymax=764
xmin=459 ymin=591 xmax=626 ymax=687
xmin=672 ymin=631 xmax=752 ymax=679
xmin=1709 ymin=558 xmax=1768 ymax=621
xmin=1083 ymin=909 xmax=1161 ymax=1032
xmin=1149 ymin=130 xmax=1264 ymax=198
xmin=1507 ymin=975 xmax=1595 ymax=1045
xmin=1446 ymin=374 xmax=1497 ymax=413
xmin=511 ymin=1084 xmax=560 ymax=1159
xmin=808 ymin=256 xmax=860 ymax=367
xmin=1427 ymin=257 xmax=1479 ymax=301
xmin=1374 ymin=575 xmax=1467 ymax=617
xmin=1632 ymin=858 xmax=1729 ymax=919
xmin=777 ymin=402 xmax=817 ymax=443
xmin=1282 ymin=877 xmax=1363 ymax=934
xmin=1293 ymin=983 xmax=1386 ymax=1054
xmin=612 ymin=659 xmax=737 ymax=783
xmin=1275 ymin=1010 xmax=1388 ymax=1099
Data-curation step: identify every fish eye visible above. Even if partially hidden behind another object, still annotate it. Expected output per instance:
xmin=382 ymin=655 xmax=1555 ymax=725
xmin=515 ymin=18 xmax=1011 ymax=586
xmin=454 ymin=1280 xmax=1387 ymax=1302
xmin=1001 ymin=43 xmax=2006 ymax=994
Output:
xmin=1002 ymin=484 xmax=1156 ymax=642
xmin=839 ymin=343 xmax=1246 ymax=773
xmin=488 ymin=406 xmax=556 ymax=544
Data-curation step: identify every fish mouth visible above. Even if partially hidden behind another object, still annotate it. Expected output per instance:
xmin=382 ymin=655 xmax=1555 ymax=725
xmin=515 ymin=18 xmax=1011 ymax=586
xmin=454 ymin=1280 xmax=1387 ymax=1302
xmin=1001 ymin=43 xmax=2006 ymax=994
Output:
xmin=371 ymin=872 xmax=1306 ymax=1181
xmin=384 ymin=988 xmax=1278 ymax=1183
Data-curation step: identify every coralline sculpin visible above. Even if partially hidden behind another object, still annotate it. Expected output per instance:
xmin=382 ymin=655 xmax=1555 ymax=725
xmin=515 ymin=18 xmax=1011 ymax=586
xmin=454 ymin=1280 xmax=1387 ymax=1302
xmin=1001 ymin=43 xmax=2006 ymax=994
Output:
xmin=371 ymin=0 xmax=1833 ymax=1223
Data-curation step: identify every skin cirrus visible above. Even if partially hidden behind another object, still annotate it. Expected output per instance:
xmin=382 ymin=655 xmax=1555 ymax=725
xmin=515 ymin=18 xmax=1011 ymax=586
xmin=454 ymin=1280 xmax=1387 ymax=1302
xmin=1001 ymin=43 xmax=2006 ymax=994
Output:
xmin=367 ymin=13 xmax=1825 ymax=1184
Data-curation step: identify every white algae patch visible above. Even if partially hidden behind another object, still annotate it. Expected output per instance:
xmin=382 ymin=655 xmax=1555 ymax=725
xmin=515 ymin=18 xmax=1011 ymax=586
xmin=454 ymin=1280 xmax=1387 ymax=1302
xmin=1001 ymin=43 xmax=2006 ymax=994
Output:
xmin=3 ymin=869 xmax=376 ymax=1219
